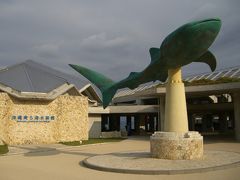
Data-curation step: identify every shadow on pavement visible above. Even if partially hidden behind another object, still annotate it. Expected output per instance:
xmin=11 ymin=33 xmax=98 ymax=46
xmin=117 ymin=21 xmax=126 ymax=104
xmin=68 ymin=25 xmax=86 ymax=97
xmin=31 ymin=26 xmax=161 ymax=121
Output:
xmin=203 ymin=135 xmax=239 ymax=144
xmin=8 ymin=145 xmax=100 ymax=157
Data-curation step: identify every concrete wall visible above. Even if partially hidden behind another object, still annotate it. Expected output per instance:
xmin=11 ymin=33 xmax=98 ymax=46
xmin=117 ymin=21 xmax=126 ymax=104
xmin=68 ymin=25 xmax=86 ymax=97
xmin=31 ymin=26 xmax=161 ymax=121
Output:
xmin=88 ymin=114 xmax=102 ymax=138
xmin=101 ymin=131 xmax=121 ymax=138
xmin=0 ymin=93 xmax=88 ymax=145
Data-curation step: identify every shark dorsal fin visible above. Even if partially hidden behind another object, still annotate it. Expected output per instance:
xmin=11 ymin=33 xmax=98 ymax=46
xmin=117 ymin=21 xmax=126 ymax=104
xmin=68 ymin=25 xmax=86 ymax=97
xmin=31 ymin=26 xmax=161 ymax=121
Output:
xmin=128 ymin=72 xmax=139 ymax=78
xmin=149 ymin=48 xmax=161 ymax=62
xmin=194 ymin=50 xmax=216 ymax=71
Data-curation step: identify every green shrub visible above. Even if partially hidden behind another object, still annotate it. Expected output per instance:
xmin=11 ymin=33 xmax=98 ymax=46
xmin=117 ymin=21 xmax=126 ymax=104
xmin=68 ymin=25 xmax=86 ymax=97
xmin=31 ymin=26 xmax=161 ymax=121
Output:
xmin=0 ymin=144 xmax=9 ymax=155
xmin=60 ymin=138 xmax=126 ymax=146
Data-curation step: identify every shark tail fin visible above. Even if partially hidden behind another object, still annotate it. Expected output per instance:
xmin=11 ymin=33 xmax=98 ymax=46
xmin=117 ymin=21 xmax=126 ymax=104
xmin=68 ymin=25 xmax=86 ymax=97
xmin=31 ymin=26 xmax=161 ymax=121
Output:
xmin=69 ymin=64 xmax=117 ymax=108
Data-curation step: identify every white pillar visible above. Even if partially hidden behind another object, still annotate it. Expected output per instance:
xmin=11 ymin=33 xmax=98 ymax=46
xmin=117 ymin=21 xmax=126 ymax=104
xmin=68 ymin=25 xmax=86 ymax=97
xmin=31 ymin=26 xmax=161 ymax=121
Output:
xmin=234 ymin=93 xmax=240 ymax=140
xmin=164 ymin=68 xmax=188 ymax=132
xmin=136 ymin=98 xmax=143 ymax=105
xmin=151 ymin=68 xmax=203 ymax=160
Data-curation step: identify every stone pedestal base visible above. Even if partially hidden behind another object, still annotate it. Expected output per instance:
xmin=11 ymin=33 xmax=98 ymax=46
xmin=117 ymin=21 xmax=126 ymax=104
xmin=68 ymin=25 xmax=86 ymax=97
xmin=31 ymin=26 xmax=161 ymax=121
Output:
xmin=150 ymin=131 xmax=203 ymax=160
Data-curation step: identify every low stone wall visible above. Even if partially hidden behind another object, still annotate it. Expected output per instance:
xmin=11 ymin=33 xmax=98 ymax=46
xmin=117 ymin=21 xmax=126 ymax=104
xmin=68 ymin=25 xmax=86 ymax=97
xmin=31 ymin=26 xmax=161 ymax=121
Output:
xmin=101 ymin=131 xmax=121 ymax=138
xmin=0 ymin=93 xmax=89 ymax=145
xmin=121 ymin=130 xmax=128 ymax=137
xmin=150 ymin=131 xmax=203 ymax=160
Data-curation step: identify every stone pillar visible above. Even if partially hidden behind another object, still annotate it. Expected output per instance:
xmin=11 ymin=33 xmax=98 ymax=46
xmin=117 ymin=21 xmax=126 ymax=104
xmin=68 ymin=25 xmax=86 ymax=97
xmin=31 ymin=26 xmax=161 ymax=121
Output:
xmin=233 ymin=93 xmax=240 ymax=140
xmin=164 ymin=68 xmax=188 ymax=132
xmin=158 ymin=96 xmax=165 ymax=131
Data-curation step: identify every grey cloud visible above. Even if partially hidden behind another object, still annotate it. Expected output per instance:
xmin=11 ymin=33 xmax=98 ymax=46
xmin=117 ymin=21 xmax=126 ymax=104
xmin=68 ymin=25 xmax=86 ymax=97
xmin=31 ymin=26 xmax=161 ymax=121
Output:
xmin=0 ymin=0 xmax=239 ymax=82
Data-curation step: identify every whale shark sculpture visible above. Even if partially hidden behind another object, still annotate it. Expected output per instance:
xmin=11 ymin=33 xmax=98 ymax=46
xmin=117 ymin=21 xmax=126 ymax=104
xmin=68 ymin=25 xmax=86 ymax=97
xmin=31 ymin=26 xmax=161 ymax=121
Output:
xmin=69 ymin=18 xmax=221 ymax=108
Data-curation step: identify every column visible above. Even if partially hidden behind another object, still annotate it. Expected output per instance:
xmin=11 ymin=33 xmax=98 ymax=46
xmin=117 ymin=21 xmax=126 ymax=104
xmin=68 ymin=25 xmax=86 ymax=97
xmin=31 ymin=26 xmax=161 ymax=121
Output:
xmin=233 ymin=93 xmax=240 ymax=140
xmin=188 ymin=112 xmax=194 ymax=131
xmin=164 ymin=68 xmax=188 ymax=132
xmin=158 ymin=96 xmax=165 ymax=131
xmin=136 ymin=98 xmax=143 ymax=105
xmin=150 ymin=68 xmax=203 ymax=160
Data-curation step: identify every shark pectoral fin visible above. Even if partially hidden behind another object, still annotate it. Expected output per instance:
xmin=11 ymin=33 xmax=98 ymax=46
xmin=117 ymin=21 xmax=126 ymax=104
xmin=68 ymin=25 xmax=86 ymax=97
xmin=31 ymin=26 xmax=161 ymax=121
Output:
xmin=194 ymin=50 xmax=217 ymax=72
xmin=156 ymin=70 xmax=168 ymax=83
xmin=149 ymin=47 xmax=161 ymax=63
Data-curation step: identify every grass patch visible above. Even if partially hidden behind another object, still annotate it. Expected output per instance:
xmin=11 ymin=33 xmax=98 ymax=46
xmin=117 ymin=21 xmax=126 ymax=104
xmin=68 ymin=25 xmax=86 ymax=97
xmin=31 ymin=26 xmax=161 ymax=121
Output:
xmin=60 ymin=138 xmax=126 ymax=146
xmin=0 ymin=144 xmax=9 ymax=155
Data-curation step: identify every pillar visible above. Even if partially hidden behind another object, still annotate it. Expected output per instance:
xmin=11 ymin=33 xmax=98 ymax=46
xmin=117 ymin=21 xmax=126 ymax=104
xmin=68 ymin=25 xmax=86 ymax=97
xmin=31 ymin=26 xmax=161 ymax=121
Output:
xmin=150 ymin=68 xmax=203 ymax=160
xmin=233 ymin=93 xmax=240 ymax=140
xmin=158 ymin=96 xmax=165 ymax=131
xmin=219 ymin=112 xmax=228 ymax=133
xmin=164 ymin=68 xmax=188 ymax=132
xmin=136 ymin=98 xmax=143 ymax=105
xmin=188 ymin=112 xmax=194 ymax=131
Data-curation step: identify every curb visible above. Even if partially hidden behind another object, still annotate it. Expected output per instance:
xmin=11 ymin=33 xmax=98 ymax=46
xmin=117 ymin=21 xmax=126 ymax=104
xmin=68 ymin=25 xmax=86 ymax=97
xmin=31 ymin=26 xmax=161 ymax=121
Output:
xmin=82 ymin=151 xmax=240 ymax=175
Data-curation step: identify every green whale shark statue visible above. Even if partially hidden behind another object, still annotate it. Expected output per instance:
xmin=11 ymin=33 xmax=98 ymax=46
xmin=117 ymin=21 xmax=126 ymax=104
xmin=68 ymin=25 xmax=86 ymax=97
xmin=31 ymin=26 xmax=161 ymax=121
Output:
xmin=69 ymin=18 xmax=221 ymax=108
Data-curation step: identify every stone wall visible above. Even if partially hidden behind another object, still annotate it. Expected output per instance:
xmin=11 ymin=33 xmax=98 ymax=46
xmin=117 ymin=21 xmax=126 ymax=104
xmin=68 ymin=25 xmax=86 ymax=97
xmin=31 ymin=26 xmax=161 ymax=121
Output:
xmin=0 ymin=93 xmax=88 ymax=145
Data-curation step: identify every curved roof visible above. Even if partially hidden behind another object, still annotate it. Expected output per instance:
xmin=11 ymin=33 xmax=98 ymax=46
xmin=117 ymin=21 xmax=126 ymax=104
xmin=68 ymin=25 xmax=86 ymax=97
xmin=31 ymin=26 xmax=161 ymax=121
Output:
xmin=0 ymin=60 xmax=101 ymax=102
xmin=185 ymin=65 xmax=240 ymax=82
xmin=113 ymin=66 xmax=240 ymax=101
xmin=0 ymin=60 xmax=88 ymax=93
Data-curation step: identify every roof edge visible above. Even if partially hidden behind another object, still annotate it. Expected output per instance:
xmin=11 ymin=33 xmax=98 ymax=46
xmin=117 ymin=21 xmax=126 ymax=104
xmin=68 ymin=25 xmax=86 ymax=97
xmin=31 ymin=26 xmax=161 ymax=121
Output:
xmin=0 ymin=83 xmax=82 ymax=100
xmin=79 ymin=84 xmax=102 ymax=103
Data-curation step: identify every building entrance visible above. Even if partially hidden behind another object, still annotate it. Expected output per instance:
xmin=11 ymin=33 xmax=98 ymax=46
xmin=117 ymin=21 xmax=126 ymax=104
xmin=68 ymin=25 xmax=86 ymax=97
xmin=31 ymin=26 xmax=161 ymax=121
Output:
xmin=101 ymin=113 xmax=158 ymax=136
xmin=189 ymin=111 xmax=234 ymax=135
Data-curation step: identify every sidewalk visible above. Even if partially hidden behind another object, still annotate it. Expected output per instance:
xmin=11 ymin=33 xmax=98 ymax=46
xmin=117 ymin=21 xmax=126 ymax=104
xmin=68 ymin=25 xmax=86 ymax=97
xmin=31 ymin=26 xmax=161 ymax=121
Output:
xmin=0 ymin=137 xmax=240 ymax=180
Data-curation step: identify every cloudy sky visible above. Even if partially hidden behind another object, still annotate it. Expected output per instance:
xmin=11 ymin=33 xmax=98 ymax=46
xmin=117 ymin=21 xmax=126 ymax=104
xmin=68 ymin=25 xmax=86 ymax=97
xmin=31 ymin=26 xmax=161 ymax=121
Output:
xmin=0 ymin=0 xmax=239 ymax=81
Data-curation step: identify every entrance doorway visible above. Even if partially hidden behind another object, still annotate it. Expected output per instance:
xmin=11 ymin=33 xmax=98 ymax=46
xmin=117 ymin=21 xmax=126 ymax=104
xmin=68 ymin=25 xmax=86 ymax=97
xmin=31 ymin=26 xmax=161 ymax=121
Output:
xmin=101 ymin=113 xmax=159 ymax=136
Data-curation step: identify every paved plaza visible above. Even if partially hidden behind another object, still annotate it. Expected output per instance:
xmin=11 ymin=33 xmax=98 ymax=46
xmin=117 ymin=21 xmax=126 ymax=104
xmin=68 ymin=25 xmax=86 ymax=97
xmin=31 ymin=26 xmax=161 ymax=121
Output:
xmin=0 ymin=137 xmax=240 ymax=180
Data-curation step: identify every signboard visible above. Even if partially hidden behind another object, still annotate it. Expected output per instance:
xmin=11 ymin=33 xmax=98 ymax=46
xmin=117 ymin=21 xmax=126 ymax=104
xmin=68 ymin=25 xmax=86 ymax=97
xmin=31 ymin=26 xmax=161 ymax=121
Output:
xmin=11 ymin=115 xmax=55 ymax=122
